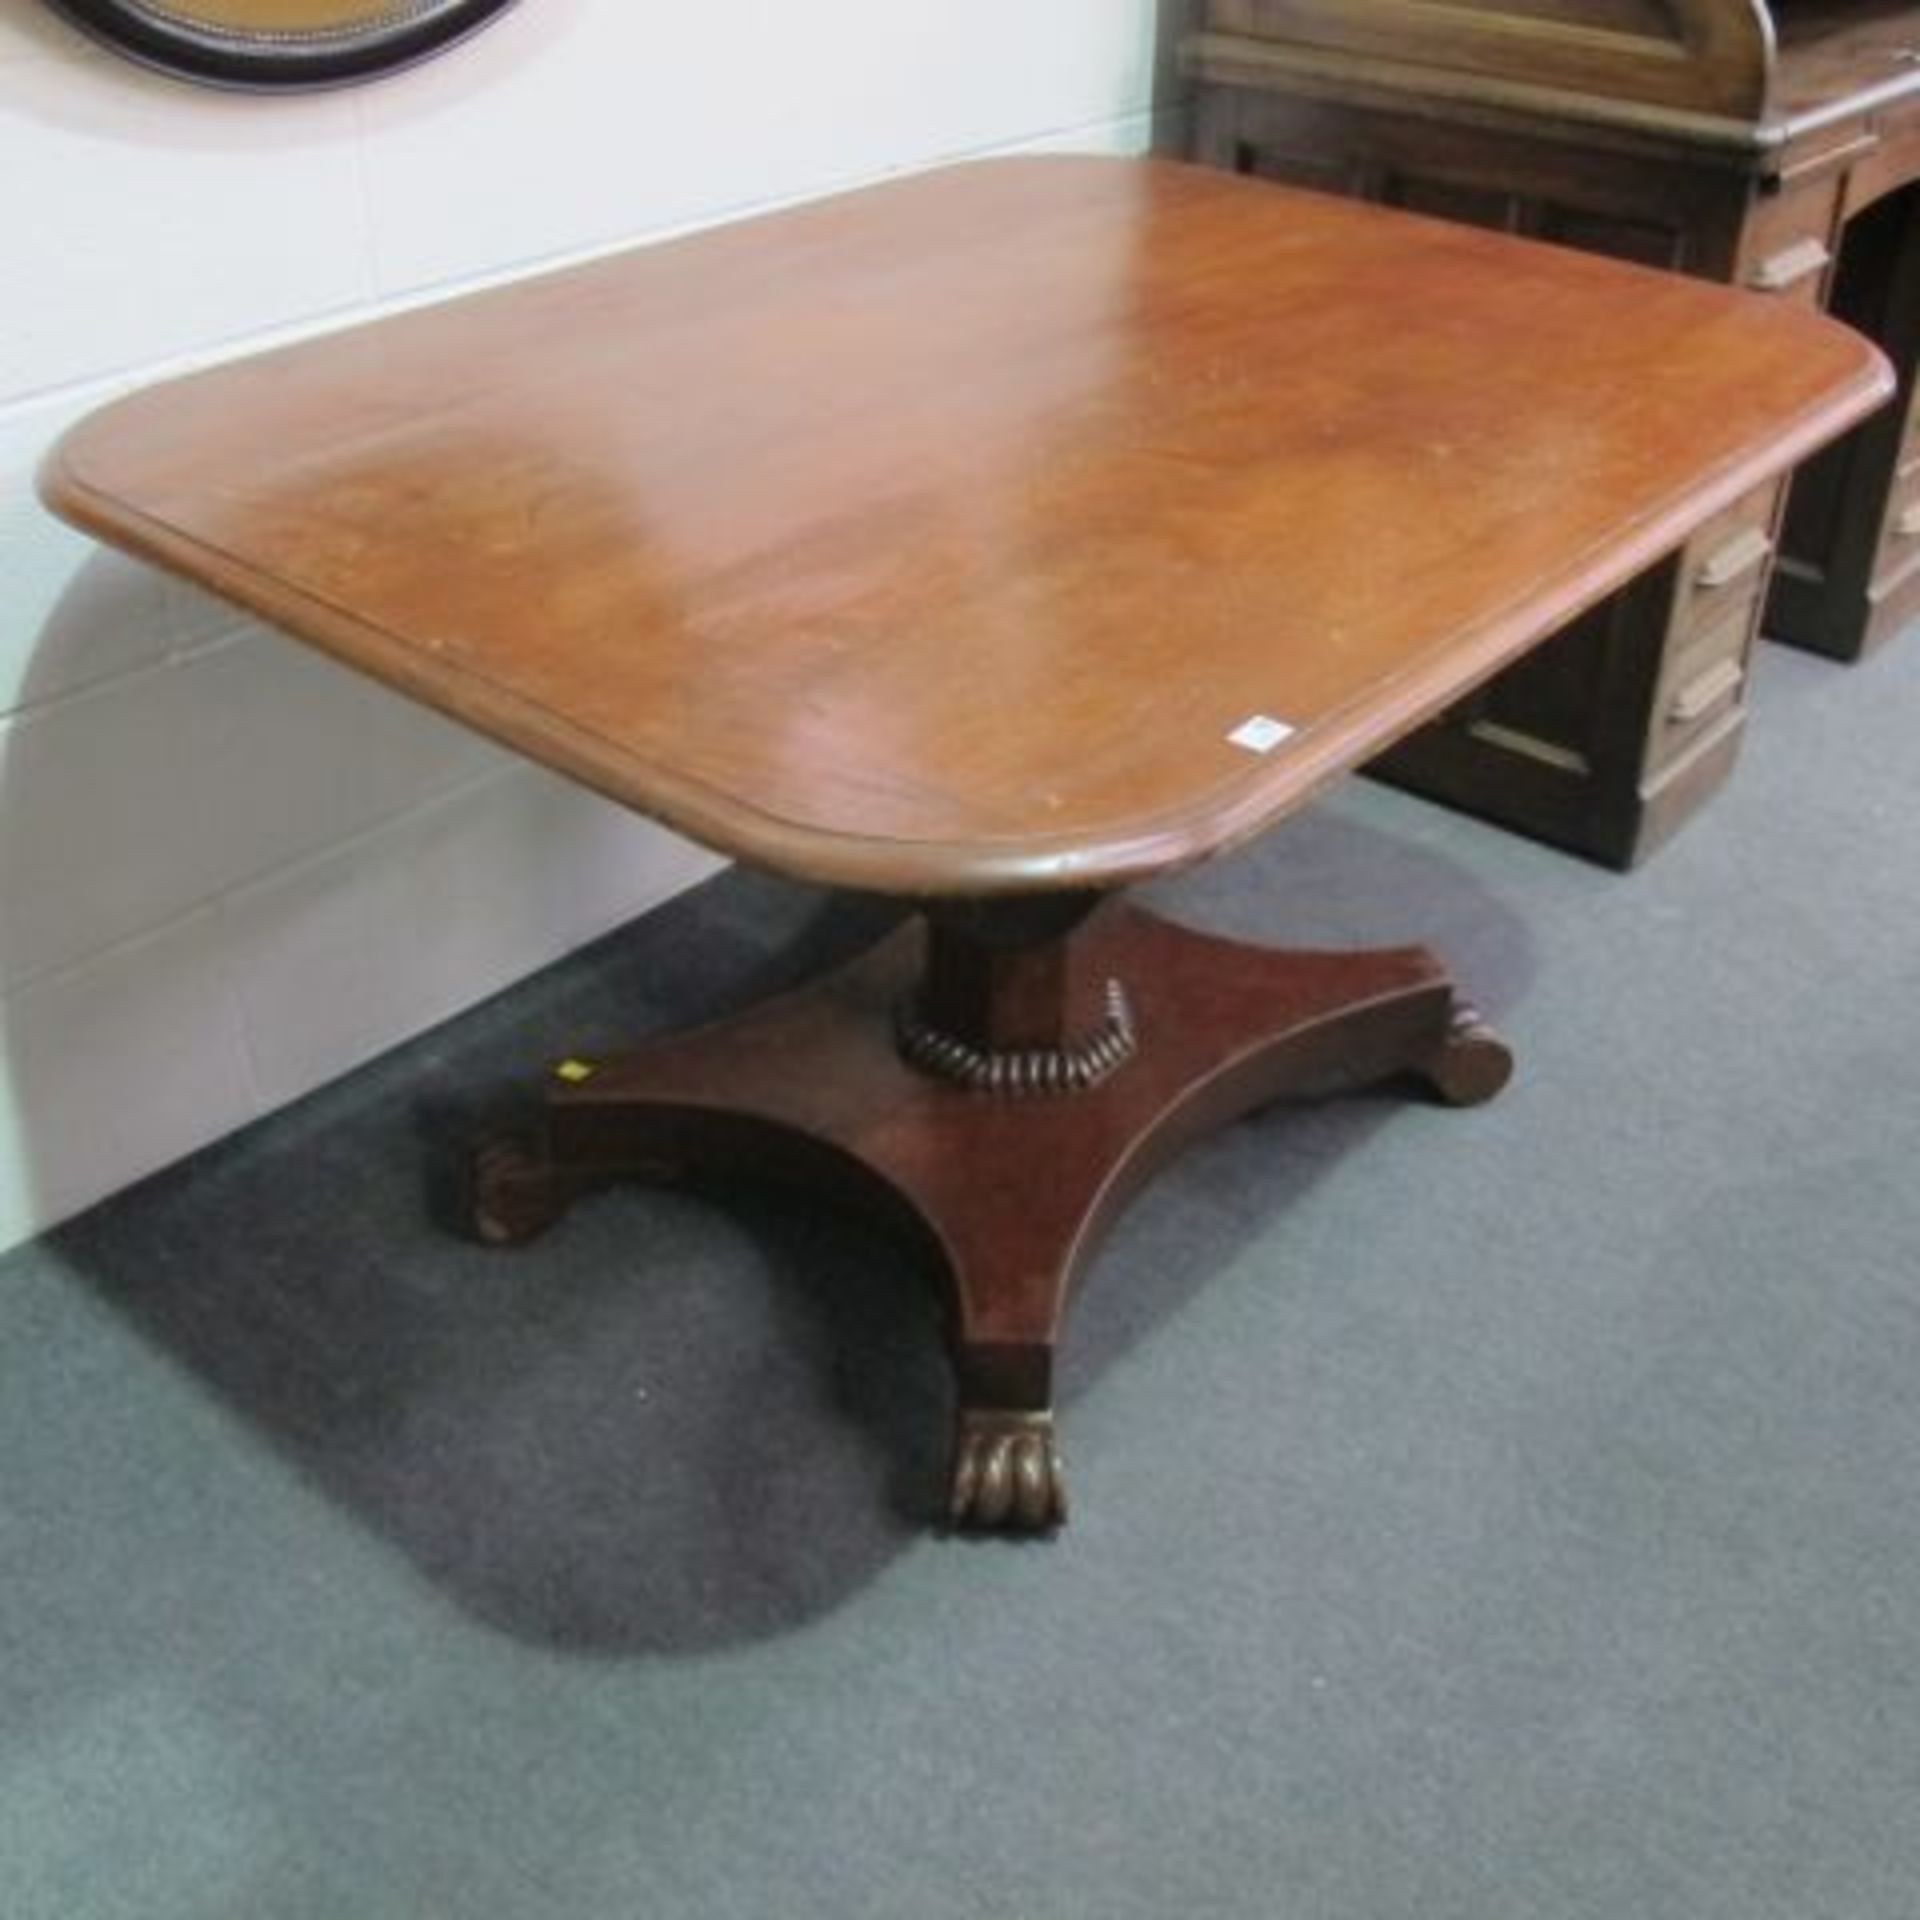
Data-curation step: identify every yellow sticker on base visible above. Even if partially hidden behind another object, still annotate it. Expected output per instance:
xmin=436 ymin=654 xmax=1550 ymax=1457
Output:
xmin=553 ymin=1058 xmax=598 ymax=1084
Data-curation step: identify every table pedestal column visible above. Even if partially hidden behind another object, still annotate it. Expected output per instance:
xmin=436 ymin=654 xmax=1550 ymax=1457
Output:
xmin=471 ymin=896 xmax=1510 ymax=1530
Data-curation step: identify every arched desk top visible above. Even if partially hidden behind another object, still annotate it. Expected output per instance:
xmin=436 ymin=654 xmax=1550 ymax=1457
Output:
xmin=42 ymin=156 xmax=1889 ymax=898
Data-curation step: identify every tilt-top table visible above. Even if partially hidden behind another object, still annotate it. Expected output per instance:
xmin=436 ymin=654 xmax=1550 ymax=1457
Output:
xmin=42 ymin=158 xmax=1888 ymax=1530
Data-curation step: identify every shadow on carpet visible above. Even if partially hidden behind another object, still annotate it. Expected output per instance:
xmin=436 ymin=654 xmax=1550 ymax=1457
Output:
xmin=46 ymin=805 xmax=1535 ymax=1656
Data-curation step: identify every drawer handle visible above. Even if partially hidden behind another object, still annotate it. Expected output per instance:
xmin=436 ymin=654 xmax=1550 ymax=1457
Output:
xmin=1696 ymin=526 xmax=1773 ymax=590
xmin=1669 ymin=658 xmax=1745 ymax=725
xmin=1748 ymin=238 xmax=1831 ymax=293
xmin=1896 ymin=503 xmax=1920 ymax=539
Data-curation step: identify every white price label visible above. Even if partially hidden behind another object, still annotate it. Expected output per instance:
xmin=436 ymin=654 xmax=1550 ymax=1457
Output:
xmin=1226 ymin=714 xmax=1295 ymax=755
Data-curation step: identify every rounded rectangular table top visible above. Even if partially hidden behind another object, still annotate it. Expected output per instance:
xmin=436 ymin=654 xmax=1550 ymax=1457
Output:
xmin=42 ymin=156 xmax=1890 ymax=896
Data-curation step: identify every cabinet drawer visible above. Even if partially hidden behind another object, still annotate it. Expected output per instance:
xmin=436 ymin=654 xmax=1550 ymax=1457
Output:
xmin=1648 ymin=485 xmax=1779 ymax=773
xmin=1648 ymin=600 xmax=1755 ymax=772
xmin=1670 ymin=484 xmax=1778 ymax=637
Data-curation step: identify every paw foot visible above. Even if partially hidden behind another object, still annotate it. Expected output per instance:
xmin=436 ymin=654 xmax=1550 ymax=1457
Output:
xmin=470 ymin=1139 xmax=574 ymax=1246
xmin=949 ymin=1410 xmax=1067 ymax=1531
xmin=1422 ymin=1003 xmax=1513 ymax=1108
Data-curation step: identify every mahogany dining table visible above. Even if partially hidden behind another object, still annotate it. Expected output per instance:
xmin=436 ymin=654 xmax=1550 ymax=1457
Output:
xmin=41 ymin=158 xmax=1889 ymax=1530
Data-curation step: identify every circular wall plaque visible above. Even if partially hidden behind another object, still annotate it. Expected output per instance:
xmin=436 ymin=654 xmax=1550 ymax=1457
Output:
xmin=43 ymin=0 xmax=522 ymax=90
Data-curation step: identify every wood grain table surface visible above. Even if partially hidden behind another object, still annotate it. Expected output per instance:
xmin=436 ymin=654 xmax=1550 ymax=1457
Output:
xmin=41 ymin=156 xmax=1891 ymax=897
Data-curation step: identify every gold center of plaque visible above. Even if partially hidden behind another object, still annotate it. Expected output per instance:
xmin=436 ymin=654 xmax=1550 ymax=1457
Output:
xmin=142 ymin=0 xmax=428 ymax=33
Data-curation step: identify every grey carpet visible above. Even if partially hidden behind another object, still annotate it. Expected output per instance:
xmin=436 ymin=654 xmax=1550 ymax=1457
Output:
xmin=1 ymin=639 xmax=1916 ymax=1919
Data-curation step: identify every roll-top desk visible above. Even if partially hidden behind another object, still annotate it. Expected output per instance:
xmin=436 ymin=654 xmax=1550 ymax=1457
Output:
xmin=1188 ymin=2 xmax=1920 ymax=863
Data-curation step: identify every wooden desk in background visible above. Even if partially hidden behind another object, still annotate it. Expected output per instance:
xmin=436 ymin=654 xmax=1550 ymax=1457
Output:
xmin=40 ymin=159 xmax=1887 ymax=1529
xmin=1192 ymin=0 xmax=1920 ymax=864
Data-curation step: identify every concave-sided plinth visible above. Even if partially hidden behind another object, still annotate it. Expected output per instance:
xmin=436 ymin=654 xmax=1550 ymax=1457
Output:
xmin=472 ymin=897 xmax=1511 ymax=1531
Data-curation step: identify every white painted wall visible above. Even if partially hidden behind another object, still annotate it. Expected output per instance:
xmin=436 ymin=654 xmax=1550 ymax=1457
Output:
xmin=0 ymin=0 xmax=1188 ymax=1255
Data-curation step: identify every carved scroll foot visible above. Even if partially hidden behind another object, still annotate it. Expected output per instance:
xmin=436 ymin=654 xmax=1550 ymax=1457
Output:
xmin=470 ymin=1139 xmax=595 ymax=1246
xmin=949 ymin=1409 xmax=1068 ymax=1532
xmin=1419 ymin=1002 xmax=1514 ymax=1108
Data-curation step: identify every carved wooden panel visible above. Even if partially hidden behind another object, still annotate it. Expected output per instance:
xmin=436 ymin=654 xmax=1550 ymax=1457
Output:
xmin=1369 ymin=568 xmax=1683 ymax=864
xmin=1196 ymin=0 xmax=1773 ymax=118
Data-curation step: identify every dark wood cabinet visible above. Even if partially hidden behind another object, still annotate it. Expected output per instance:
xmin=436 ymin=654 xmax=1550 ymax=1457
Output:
xmin=1187 ymin=1 xmax=1920 ymax=864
